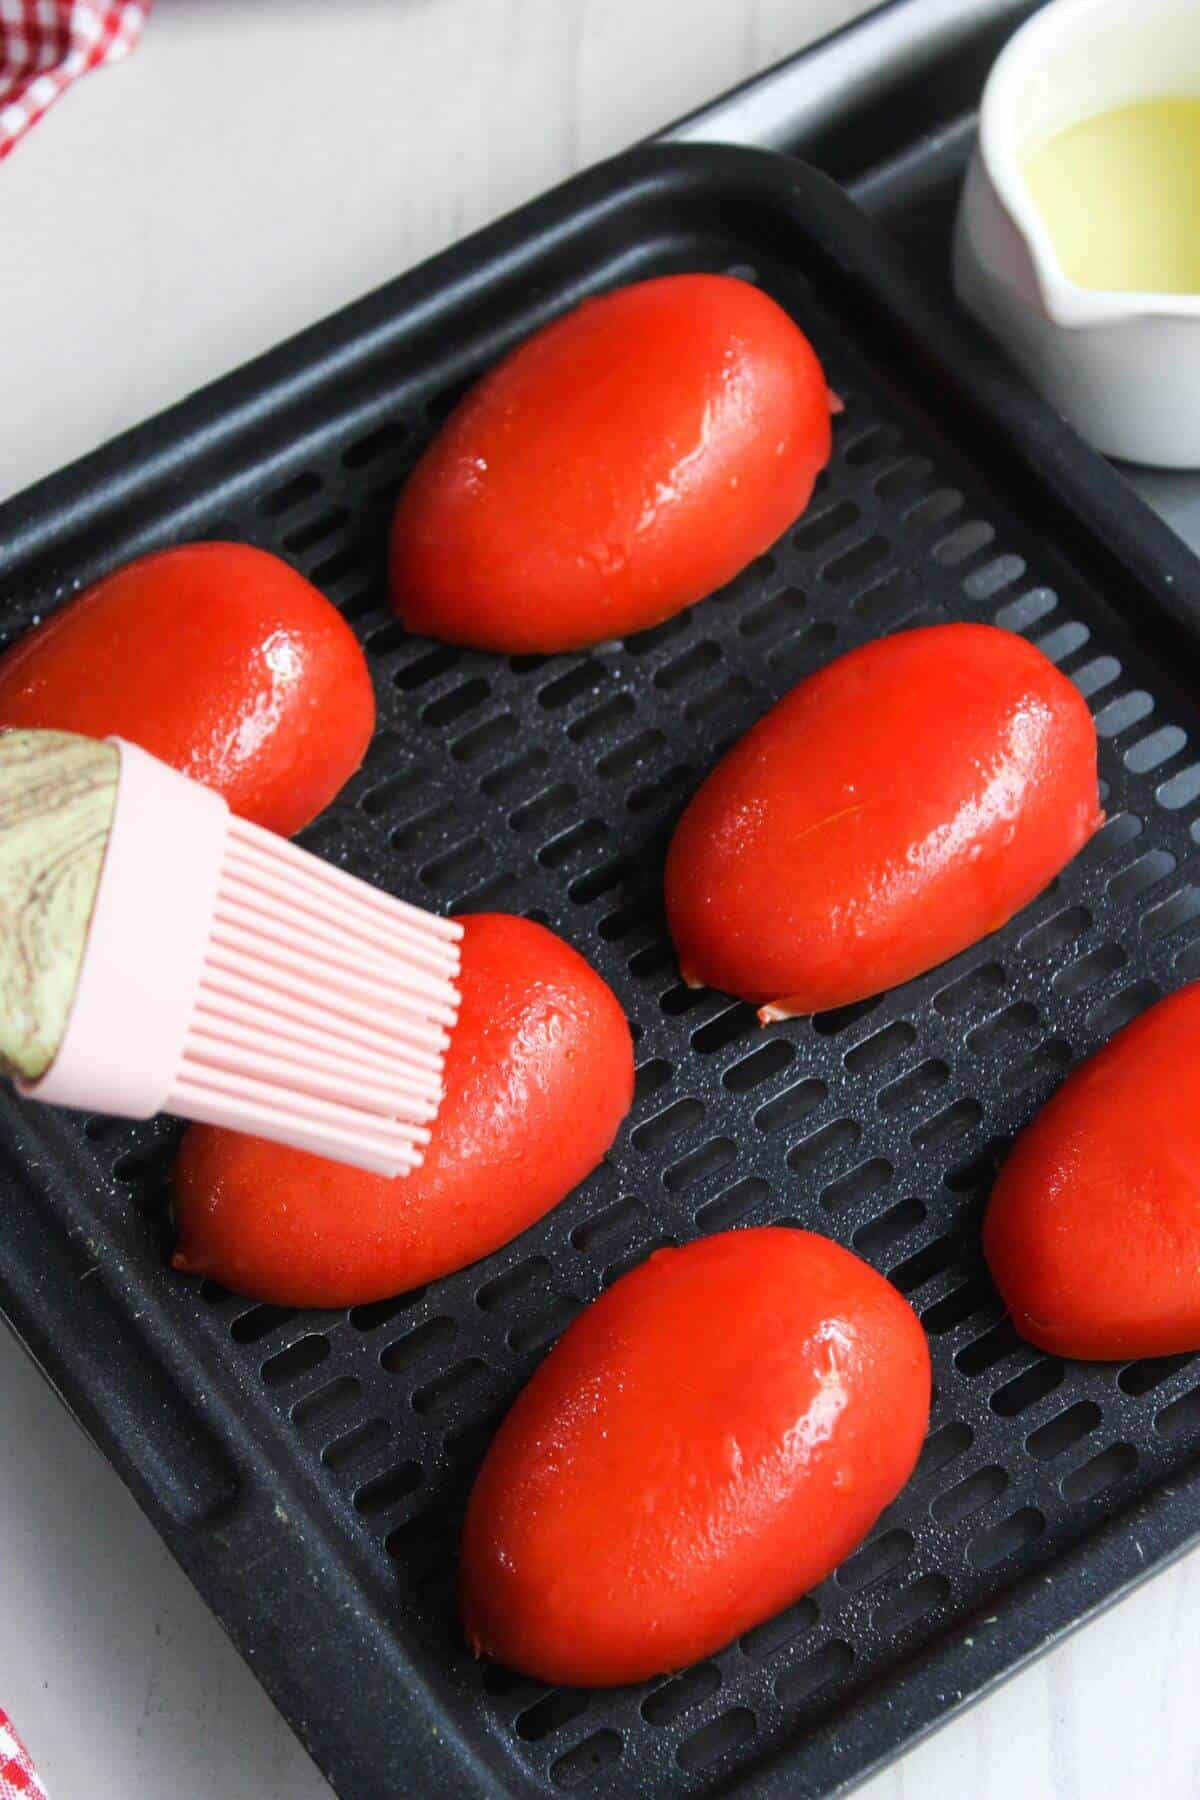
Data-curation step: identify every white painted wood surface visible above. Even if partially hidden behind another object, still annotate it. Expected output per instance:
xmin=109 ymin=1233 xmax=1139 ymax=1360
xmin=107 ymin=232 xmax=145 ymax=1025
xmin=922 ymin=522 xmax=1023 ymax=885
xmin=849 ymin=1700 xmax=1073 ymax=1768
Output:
xmin=1 ymin=4 xmax=1194 ymax=1795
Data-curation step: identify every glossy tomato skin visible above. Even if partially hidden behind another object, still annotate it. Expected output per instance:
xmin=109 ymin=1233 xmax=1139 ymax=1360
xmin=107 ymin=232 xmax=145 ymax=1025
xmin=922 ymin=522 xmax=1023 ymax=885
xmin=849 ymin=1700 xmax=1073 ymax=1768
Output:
xmin=985 ymin=984 xmax=1200 ymax=1360
xmin=665 ymin=623 xmax=1102 ymax=1017
xmin=390 ymin=275 xmax=832 ymax=652
xmin=460 ymin=1228 xmax=930 ymax=1686
xmin=0 ymin=543 xmax=374 ymax=836
xmin=172 ymin=914 xmax=633 ymax=1307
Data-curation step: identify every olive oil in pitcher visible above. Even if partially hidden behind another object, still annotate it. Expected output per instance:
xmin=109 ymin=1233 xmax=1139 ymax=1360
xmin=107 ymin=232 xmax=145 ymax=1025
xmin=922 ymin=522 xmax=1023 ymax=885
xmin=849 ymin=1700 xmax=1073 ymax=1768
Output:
xmin=1023 ymin=96 xmax=1200 ymax=293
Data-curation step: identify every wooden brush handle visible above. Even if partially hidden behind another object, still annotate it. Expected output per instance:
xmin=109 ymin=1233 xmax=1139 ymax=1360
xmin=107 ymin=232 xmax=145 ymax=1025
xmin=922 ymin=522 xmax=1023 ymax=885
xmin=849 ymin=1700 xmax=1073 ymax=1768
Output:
xmin=0 ymin=730 xmax=119 ymax=1083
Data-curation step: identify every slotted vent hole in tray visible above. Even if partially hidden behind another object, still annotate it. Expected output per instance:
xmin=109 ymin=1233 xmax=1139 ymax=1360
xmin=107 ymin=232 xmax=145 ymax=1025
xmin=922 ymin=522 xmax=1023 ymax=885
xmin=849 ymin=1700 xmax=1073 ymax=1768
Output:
xmin=46 ymin=243 xmax=1200 ymax=1795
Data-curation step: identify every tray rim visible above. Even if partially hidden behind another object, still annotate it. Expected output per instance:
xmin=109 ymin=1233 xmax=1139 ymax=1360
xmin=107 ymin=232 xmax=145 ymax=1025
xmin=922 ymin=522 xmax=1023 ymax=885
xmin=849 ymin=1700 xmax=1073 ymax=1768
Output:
xmin=662 ymin=0 xmax=1036 ymax=162
xmin=2 ymin=130 xmax=1200 ymax=1800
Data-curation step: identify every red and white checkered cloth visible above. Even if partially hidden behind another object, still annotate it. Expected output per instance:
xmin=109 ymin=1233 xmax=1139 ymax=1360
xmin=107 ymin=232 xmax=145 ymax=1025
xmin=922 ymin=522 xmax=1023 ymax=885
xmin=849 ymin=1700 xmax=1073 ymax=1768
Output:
xmin=0 ymin=1709 xmax=48 ymax=1800
xmin=0 ymin=16 xmax=152 ymax=1781
xmin=0 ymin=0 xmax=150 ymax=160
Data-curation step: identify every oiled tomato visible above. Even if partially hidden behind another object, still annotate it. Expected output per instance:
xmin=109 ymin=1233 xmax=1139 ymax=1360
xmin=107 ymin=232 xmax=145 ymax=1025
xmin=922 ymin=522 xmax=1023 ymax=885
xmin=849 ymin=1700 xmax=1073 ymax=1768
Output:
xmin=665 ymin=623 xmax=1102 ymax=1017
xmin=390 ymin=275 xmax=832 ymax=651
xmin=172 ymin=914 xmax=633 ymax=1307
xmin=985 ymin=984 xmax=1200 ymax=1359
xmin=0 ymin=543 xmax=374 ymax=836
xmin=460 ymin=1228 xmax=930 ymax=1686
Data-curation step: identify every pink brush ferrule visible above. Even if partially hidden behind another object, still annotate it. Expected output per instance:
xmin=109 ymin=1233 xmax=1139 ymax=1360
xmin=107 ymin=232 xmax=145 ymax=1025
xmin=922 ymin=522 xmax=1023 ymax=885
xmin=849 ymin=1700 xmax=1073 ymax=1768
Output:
xmin=21 ymin=739 xmax=228 ymax=1118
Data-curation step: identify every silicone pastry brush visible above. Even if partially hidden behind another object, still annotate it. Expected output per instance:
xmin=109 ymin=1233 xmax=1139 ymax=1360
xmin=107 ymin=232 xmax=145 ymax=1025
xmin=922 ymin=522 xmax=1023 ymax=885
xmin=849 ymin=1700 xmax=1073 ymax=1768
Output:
xmin=0 ymin=729 xmax=461 ymax=1176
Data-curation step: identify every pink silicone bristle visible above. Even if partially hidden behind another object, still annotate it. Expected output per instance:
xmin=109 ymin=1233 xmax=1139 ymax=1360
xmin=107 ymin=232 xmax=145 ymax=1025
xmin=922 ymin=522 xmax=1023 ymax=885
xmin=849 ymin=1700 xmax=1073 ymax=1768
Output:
xmin=168 ymin=1081 xmax=426 ymax=1176
xmin=209 ymin=895 xmax=461 ymax=1022
xmin=227 ymin=818 xmax=462 ymax=945
xmin=181 ymin=811 xmax=461 ymax=1174
xmin=179 ymin=1033 xmax=440 ymax=1124
xmin=193 ymin=976 xmax=448 ymax=1073
xmin=201 ymin=940 xmax=453 ymax=1058
xmin=169 ymin=1059 xmax=434 ymax=1143
xmin=187 ymin=1006 xmax=444 ymax=1102
xmin=217 ymin=851 xmax=462 ymax=984
xmin=187 ymin=999 xmax=445 ymax=1104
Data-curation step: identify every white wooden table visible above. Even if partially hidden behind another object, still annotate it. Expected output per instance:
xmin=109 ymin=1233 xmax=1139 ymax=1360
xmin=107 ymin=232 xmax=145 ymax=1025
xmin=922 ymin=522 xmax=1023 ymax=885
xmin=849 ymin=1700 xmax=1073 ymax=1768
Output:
xmin=1 ymin=4 xmax=1194 ymax=1794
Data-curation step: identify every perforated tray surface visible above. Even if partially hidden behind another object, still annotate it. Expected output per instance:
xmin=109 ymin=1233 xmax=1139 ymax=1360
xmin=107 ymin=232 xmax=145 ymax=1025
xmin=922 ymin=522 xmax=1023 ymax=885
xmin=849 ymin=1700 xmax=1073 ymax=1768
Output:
xmin=2 ymin=145 xmax=1200 ymax=1800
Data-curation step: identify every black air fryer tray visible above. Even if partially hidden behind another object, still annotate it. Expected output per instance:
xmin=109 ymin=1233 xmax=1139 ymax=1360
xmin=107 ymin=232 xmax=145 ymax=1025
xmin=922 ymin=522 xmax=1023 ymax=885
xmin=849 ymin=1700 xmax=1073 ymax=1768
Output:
xmin=3 ymin=141 xmax=1200 ymax=1800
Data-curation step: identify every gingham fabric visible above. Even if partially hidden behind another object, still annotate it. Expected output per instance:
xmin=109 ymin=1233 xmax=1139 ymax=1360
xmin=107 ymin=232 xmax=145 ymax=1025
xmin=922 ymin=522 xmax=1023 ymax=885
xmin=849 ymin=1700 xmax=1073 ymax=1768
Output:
xmin=0 ymin=1709 xmax=48 ymax=1800
xmin=0 ymin=0 xmax=149 ymax=160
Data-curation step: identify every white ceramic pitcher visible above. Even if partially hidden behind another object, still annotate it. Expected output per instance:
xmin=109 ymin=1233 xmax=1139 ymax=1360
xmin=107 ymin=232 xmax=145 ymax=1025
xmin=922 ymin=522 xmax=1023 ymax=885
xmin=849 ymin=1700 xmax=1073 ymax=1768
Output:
xmin=954 ymin=0 xmax=1200 ymax=468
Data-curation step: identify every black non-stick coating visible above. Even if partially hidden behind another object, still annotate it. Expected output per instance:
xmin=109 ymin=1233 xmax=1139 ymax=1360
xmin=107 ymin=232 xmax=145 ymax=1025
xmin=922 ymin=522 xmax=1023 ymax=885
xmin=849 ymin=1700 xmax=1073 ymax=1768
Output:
xmin=1 ymin=145 xmax=1199 ymax=1799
